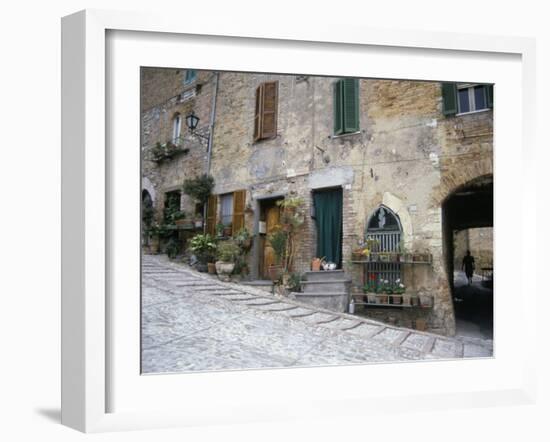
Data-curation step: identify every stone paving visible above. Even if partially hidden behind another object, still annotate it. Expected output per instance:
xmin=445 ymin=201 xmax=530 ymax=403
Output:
xmin=141 ymin=255 xmax=493 ymax=374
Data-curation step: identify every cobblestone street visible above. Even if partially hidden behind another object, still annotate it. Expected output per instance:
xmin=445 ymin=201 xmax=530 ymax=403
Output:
xmin=141 ymin=255 xmax=492 ymax=374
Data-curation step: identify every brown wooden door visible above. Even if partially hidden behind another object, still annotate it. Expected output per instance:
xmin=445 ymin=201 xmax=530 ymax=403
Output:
xmin=262 ymin=206 xmax=280 ymax=278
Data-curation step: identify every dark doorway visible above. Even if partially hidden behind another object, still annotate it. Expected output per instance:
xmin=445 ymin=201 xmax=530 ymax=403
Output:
xmin=442 ymin=175 xmax=493 ymax=339
xmin=313 ymin=187 xmax=343 ymax=268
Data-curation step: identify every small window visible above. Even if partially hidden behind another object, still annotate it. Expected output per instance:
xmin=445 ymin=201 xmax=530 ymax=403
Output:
xmin=184 ymin=70 xmax=197 ymax=85
xmin=253 ymin=81 xmax=278 ymax=141
xmin=333 ymin=78 xmax=359 ymax=135
xmin=172 ymin=113 xmax=182 ymax=145
xmin=220 ymin=193 xmax=234 ymax=227
xmin=442 ymin=82 xmax=493 ymax=116
xmin=457 ymin=84 xmax=488 ymax=114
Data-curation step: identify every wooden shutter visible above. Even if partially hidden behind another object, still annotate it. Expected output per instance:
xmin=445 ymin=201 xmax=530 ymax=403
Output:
xmin=442 ymin=82 xmax=458 ymax=116
xmin=260 ymin=81 xmax=278 ymax=139
xmin=343 ymin=78 xmax=359 ymax=133
xmin=206 ymin=194 xmax=217 ymax=236
xmin=232 ymin=190 xmax=246 ymax=234
xmin=253 ymin=84 xmax=262 ymax=141
xmin=333 ymin=80 xmax=344 ymax=135
xmin=485 ymin=84 xmax=494 ymax=108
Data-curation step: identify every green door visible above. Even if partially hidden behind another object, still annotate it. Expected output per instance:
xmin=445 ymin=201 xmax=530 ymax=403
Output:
xmin=313 ymin=188 xmax=343 ymax=268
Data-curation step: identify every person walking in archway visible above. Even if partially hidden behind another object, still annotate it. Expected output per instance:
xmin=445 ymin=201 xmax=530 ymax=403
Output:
xmin=462 ymin=250 xmax=475 ymax=285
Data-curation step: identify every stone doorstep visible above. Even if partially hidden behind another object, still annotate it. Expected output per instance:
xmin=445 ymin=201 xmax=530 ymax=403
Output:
xmin=144 ymin=255 xmax=464 ymax=352
xmin=294 ymin=292 xmax=349 ymax=297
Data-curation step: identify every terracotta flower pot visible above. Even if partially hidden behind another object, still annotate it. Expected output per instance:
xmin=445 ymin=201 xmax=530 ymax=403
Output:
xmin=268 ymin=264 xmax=283 ymax=282
xmin=391 ymin=295 xmax=402 ymax=305
xmin=311 ymin=258 xmax=322 ymax=271
xmin=415 ymin=319 xmax=427 ymax=331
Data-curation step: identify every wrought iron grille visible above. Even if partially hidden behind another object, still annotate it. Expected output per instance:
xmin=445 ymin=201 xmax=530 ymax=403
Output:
xmin=365 ymin=231 xmax=402 ymax=285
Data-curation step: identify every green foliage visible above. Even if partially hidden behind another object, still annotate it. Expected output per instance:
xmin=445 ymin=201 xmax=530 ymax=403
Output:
xmin=151 ymin=141 xmax=189 ymax=162
xmin=267 ymin=230 xmax=288 ymax=265
xmin=146 ymin=223 xmax=172 ymax=238
xmin=183 ymin=174 xmax=215 ymax=203
xmin=165 ymin=237 xmax=181 ymax=259
xmin=216 ymin=241 xmax=240 ymax=263
xmin=287 ymin=272 xmax=303 ymax=292
xmin=233 ymin=227 xmax=250 ymax=243
xmin=189 ymin=234 xmax=217 ymax=262
xmin=270 ymin=196 xmax=305 ymax=273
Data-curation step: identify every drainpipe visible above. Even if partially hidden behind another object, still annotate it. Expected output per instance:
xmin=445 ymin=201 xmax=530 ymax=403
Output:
xmin=206 ymin=72 xmax=219 ymax=175
xmin=203 ymin=72 xmax=219 ymax=233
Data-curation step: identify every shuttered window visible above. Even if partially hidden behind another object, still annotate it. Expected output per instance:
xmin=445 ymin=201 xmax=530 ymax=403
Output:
xmin=442 ymin=82 xmax=493 ymax=117
xmin=206 ymin=194 xmax=217 ymax=236
xmin=253 ymin=81 xmax=278 ymax=141
xmin=232 ymin=190 xmax=246 ymax=233
xmin=206 ymin=190 xmax=247 ymax=236
xmin=333 ymin=78 xmax=359 ymax=135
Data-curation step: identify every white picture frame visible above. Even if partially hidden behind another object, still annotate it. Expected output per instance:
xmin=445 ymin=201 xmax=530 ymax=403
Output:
xmin=61 ymin=9 xmax=537 ymax=433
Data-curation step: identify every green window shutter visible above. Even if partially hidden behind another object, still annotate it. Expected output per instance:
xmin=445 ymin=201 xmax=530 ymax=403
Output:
xmin=185 ymin=70 xmax=196 ymax=84
xmin=485 ymin=84 xmax=494 ymax=108
xmin=343 ymin=78 xmax=360 ymax=133
xmin=333 ymin=80 xmax=344 ymax=135
xmin=441 ymin=82 xmax=458 ymax=116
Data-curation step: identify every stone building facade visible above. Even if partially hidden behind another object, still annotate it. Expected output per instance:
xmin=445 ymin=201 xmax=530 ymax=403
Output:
xmin=141 ymin=68 xmax=493 ymax=336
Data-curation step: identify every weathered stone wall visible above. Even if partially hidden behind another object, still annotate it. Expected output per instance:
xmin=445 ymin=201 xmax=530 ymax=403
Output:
xmin=141 ymin=70 xmax=216 ymax=219
xmin=141 ymin=69 xmax=493 ymax=336
xmin=454 ymin=228 xmax=493 ymax=270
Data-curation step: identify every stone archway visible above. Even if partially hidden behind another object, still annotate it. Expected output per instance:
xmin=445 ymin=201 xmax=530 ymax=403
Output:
xmin=142 ymin=176 xmax=156 ymax=205
xmin=431 ymin=157 xmax=492 ymax=207
xmin=442 ymin=174 xmax=493 ymax=339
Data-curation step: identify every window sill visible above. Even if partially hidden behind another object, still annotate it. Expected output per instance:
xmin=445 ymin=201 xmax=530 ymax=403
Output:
xmin=331 ymin=130 xmax=361 ymax=139
xmin=455 ymin=108 xmax=491 ymax=117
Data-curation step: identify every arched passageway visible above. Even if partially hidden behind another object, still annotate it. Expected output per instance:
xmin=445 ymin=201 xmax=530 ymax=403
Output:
xmin=442 ymin=175 xmax=493 ymax=339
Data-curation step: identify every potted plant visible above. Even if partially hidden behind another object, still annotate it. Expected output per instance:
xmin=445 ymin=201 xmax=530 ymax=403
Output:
xmin=215 ymin=241 xmax=240 ymax=281
xmin=364 ymin=277 xmax=378 ymax=303
xmin=215 ymin=222 xmax=225 ymax=238
xmin=189 ymin=233 xmax=217 ymax=272
xmin=234 ymin=227 xmax=252 ymax=251
xmin=207 ymin=262 xmax=217 ymax=274
xmin=311 ymin=257 xmax=323 ymax=271
xmin=165 ymin=237 xmax=181 ymax=259
xmin=172 ymin=211 xmax=186 ymax=225
xmin=391 ymin=279 xmax=406 ymax=304
xmin=223 ymin=223 xmax=232 ymax=237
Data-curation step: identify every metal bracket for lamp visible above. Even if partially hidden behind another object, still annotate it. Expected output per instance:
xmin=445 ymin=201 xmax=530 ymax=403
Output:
xmin=185 ymin=111 xmax=210 ymax=143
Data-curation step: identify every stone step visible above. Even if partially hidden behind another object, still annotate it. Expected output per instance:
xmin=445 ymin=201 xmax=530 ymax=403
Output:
xmin=294 ymin=291 xmax=349 ymax=313
xmin=300 ymin=279 xmax=351 ymax=293
xmin=241 ymin=280 xmax=274 ymax=293
xmin=303 ymin=270 xmax=349 ymax=282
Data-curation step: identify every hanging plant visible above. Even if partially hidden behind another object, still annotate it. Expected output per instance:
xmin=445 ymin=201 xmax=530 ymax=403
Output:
xmin=183 ymin=174 xmax=215 ymax=203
